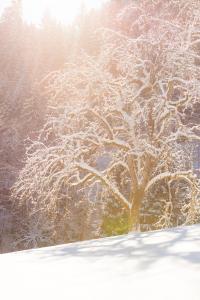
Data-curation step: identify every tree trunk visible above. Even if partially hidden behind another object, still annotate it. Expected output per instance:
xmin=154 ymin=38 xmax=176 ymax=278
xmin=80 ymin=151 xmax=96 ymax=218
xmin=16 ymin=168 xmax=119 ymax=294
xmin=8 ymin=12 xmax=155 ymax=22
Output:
xmin=129 ymin=189 xmax=145 ymax=231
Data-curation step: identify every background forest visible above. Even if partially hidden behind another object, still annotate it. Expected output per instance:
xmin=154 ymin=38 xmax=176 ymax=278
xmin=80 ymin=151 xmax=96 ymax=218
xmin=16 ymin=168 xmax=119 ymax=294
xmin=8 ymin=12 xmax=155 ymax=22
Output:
xmin=1 ymin=0 xmax=200 ymax=253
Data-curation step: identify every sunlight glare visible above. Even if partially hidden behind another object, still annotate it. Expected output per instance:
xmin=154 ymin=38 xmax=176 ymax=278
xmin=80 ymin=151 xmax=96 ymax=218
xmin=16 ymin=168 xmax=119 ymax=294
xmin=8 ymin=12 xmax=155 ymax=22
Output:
xmin=22 ymin=0 xmax=105 ymax=25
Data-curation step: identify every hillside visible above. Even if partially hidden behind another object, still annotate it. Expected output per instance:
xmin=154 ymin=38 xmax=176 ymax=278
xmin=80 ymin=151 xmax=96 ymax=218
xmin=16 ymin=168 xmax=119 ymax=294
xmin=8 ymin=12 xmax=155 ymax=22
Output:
xmin=0 ymin=225 xmax=200 ymax=300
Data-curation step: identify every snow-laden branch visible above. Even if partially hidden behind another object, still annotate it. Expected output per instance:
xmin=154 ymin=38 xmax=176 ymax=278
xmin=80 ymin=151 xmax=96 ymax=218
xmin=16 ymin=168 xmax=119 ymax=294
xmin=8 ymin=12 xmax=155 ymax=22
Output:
xmin=102 ymin=138 xmax=131 ymax=151
xmin=145 ymin=171 xmax=197 ymax=193
xmin=77 ymin=162 xmax=131 ymax=209
xmin=88 ymin=109 xmax=114 ymax=140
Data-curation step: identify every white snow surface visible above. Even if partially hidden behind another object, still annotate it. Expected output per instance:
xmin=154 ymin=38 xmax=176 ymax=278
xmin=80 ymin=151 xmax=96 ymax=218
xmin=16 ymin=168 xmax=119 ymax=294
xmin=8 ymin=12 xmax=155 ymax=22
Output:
xmin=1 ymin=225 xmax=200 ymax=300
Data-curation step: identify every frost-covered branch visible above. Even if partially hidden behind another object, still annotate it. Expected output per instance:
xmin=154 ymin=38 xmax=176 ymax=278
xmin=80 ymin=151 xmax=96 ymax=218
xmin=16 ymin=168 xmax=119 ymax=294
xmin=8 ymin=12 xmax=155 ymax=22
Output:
xmin=77 ymin=163 xmax=131 ymax=209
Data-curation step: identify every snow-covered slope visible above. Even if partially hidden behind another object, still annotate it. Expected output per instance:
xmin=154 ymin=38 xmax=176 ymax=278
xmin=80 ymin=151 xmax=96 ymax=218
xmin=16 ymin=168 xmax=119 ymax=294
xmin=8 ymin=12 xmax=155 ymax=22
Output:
xmin=1 ymin=225 xmax=200 ymax=300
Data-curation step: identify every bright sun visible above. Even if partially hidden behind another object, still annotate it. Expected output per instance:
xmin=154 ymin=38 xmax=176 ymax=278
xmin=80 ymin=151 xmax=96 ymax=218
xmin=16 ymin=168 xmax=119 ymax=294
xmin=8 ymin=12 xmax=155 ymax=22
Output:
xmin=22 ymin=0 xmax=105 ymax=25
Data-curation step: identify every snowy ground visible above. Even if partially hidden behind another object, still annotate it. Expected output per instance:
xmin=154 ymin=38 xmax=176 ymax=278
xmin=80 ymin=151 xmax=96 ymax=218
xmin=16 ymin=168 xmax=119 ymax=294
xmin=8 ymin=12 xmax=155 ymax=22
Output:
xmin=0 ymin=225 xmax=200 ymax=300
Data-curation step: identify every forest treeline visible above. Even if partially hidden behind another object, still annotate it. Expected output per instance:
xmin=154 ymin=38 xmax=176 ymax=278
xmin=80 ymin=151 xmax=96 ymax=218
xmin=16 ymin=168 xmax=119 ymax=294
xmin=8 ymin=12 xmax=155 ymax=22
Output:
xmin=0 ymin=0 xmax=200 ymax=253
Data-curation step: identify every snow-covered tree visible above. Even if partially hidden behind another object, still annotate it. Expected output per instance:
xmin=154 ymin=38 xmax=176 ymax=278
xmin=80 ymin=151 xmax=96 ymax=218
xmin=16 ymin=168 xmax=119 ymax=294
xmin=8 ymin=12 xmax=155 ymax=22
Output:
xmin=12 ymin=0 xmax=200 ymax=247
